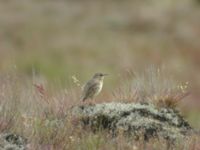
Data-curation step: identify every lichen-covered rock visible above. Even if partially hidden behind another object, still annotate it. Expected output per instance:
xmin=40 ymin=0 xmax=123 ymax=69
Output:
xmin=72 ymin=102 xmax=193 ymax=141
xmin=0 ymin=133 xmax=27 ymax=150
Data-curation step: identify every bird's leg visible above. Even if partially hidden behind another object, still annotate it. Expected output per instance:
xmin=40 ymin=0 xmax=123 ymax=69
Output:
xmin=83 ymin=99 xmax=92 ymax=105
xmin=81 ymin=100 xmax=85 ymax=105
xmin=88 ymin=98 xmax=95 ymax=105
xmin=82 ymin=100 xmax=88 ymax=105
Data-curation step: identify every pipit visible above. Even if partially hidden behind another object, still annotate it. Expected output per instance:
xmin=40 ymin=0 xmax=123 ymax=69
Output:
xmin=81 ymin=73 xmax=108 ymax=102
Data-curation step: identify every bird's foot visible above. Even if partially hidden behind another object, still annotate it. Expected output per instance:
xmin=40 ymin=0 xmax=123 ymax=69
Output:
xmin=88 ymin=101 xmax=95 ymax=105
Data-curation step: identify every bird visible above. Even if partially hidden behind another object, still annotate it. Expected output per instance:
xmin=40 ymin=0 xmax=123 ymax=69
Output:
xmin=81 ymin=73 xmax=108 ymax=102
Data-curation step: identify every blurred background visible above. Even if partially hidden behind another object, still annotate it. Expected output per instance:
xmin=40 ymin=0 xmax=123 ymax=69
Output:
xmin=0 ymin=0 xmax=200 ymax=127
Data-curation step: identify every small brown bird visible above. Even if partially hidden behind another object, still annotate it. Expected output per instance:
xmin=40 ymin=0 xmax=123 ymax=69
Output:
xmin=81 ymin=73 xmax=108 ymax=102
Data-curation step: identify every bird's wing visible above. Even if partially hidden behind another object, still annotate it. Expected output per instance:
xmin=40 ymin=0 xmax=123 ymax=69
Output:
xmin=81 ymin=80 xmax=98 ymax=101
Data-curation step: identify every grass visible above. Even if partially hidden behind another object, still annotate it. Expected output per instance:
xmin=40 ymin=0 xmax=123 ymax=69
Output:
xmin=0 ymin=68 xmax=199 ymax=149
xmin=0 ymin=0 xmax=200 ymax=149
xmin=111 ymin=66 xmax=189 ymax=108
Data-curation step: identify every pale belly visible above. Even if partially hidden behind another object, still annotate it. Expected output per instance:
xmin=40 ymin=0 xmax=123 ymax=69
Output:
xmin=94 ymin=82 xmax=103 ymax=96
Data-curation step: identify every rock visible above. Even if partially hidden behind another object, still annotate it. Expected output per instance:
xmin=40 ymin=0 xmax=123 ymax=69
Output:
xmin=0 ymin=133 xmax=27 ymax=150
xmin=72 ymin=102 xmax=193 ymax=141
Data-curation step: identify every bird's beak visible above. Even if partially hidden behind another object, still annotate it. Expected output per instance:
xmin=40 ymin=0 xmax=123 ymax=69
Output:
xmin=103 ymin=73 xmax=109 ymax=76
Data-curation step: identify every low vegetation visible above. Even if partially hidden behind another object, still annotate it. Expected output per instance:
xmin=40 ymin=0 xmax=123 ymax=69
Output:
xmin=0 ymin=0 xmax=200 ymax=149
xmin=0 ymin=68 xmax=199 ymax=149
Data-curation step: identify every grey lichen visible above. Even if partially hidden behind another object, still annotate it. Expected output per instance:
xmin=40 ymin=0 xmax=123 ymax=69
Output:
xmin=0 ymin=133 xmax=27 ymax=150
xmin=72 ymin=102 xmax=192 ymax=141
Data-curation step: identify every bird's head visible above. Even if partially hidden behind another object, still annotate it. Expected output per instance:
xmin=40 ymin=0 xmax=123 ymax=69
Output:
xmin=93 ymin=73 xmax=108 ymax=80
